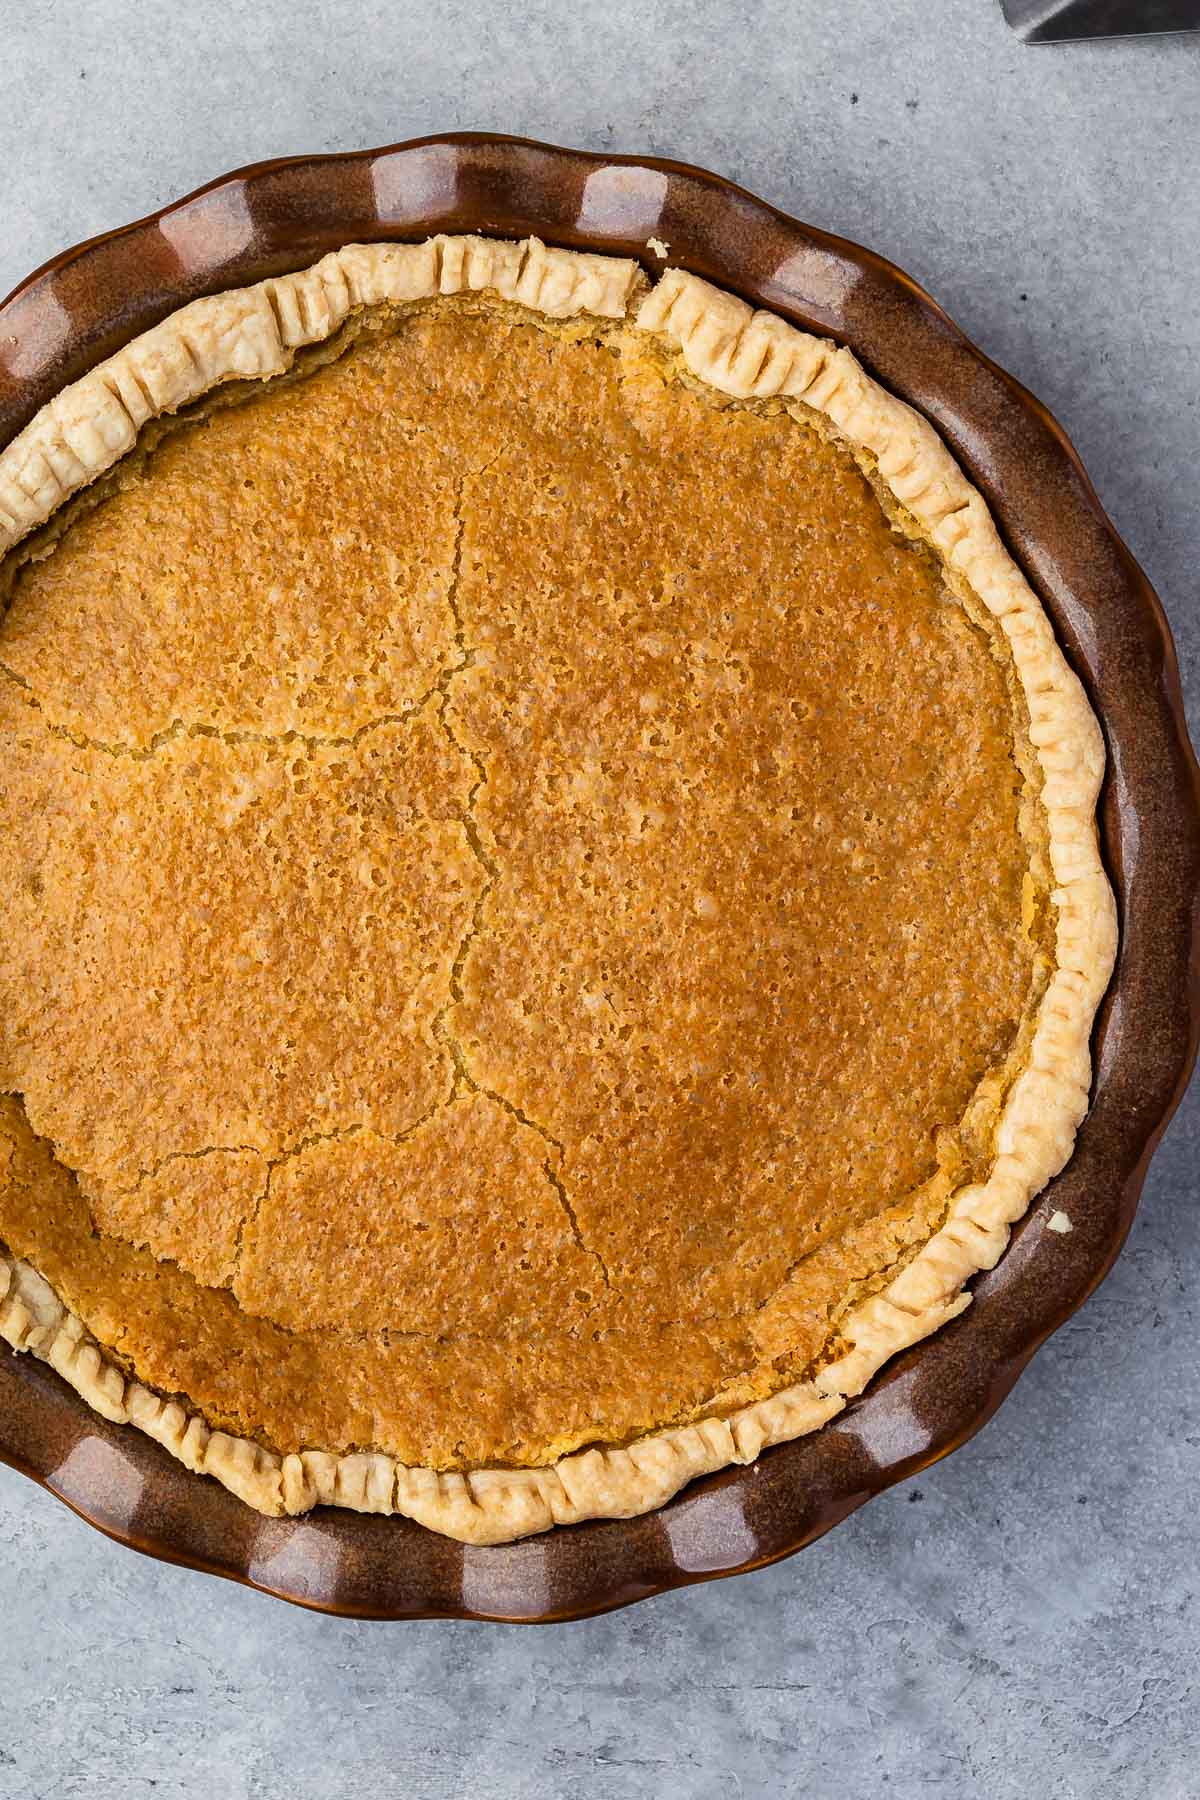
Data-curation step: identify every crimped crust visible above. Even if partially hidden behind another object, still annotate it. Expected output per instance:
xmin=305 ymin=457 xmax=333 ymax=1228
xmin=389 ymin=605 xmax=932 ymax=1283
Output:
xmin=0 ymin=236 xmax=639 ymax=556
xmin=0 ymin=238 xmax=1116 ymax=1543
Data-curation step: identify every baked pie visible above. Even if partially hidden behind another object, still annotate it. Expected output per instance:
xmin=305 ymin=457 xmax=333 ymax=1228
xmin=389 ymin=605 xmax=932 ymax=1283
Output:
xmin=0 ymin=236 xmax=1116 ymax=1542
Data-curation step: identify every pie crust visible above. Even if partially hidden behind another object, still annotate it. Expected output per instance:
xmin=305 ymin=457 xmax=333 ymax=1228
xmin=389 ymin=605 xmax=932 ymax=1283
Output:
xmin=0 ymin=236 xmax=1116 ymax=1543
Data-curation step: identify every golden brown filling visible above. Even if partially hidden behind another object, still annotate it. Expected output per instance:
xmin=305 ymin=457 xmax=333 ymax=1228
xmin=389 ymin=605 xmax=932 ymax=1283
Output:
xmin=0 ymin=302 xmax=1044 ymax=1467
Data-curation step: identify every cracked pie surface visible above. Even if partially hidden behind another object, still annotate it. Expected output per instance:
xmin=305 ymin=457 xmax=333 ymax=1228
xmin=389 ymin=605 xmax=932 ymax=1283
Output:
xmin=0 ymin=238 xmax=1116 ymax=1542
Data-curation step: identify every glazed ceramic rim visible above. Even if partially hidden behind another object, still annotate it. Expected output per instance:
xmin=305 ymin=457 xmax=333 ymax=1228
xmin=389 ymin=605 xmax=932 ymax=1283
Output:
xmin=0 ymin=133 xmax=1197 ymax=1622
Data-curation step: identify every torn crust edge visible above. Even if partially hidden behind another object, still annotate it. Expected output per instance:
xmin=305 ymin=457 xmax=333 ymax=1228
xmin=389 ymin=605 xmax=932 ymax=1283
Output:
xmin=0 ymin=240 xmax=1116 ymax=1545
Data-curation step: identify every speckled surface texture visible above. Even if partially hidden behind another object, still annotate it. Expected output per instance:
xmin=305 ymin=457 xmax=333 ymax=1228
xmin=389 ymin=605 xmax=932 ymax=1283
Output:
xmin=0 ymin=2 xmax=1197 ymax=1796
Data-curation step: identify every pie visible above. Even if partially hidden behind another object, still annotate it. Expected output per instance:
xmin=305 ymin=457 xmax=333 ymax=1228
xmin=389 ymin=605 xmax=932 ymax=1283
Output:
xmin=0 ymin=236 xmax=1116 ymax=1544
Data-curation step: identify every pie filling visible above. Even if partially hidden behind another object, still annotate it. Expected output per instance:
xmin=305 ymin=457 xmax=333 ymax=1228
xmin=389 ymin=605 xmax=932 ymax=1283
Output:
xmin=0 ymin=296 xmax=1051 ymax=1471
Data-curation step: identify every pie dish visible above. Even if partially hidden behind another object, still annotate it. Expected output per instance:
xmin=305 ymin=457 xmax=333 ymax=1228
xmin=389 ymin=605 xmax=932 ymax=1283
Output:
xmin=0 ymin=228 xmax=1120 ymax=1546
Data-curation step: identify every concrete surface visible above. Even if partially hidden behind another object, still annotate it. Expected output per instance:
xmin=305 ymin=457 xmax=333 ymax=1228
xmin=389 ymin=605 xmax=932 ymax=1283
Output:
xmin=0 ymin=2 xmax=1197 ymax=1796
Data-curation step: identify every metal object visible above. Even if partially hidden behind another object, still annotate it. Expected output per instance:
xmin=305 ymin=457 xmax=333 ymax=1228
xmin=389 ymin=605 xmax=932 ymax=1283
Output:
xmin=1002 ymin=0 xmax=1200 ymax=39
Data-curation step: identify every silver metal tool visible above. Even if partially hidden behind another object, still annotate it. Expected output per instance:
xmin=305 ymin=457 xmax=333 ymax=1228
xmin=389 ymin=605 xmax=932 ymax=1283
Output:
xmin=1002 ymin=0 xmax=1200 ymax=39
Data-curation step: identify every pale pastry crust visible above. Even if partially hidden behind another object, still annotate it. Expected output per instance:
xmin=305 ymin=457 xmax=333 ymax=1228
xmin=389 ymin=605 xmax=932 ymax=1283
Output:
xmin=0 ymin=239 xmax=1116 ymax=1543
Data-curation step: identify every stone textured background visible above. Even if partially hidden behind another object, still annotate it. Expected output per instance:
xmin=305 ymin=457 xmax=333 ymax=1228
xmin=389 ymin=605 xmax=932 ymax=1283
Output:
xmin=0 ymin=2 xmax=1196 ymax=1795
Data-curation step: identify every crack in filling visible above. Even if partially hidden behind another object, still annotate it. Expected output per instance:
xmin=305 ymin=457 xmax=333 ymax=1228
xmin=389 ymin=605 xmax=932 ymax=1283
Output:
xmin=3 ymin=452 xmax=617 ymax=1307
xmin=0 ymin=654 xmax=445 ymax=758
xmin=228 ymin=1107 xmax=443 ymax=1291
xmin=426 ymin=473 xmax=615 ymax=1292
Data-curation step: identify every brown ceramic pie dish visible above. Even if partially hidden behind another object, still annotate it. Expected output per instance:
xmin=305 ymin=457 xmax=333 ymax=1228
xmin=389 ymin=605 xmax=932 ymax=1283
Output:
xmin=0 ymin=133 xmax=1196 ymax=1620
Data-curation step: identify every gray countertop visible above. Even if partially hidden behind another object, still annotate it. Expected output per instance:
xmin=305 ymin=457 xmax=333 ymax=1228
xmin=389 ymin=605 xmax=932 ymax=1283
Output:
xmin=1 ymin=3 xmax=1197 ymax=1795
